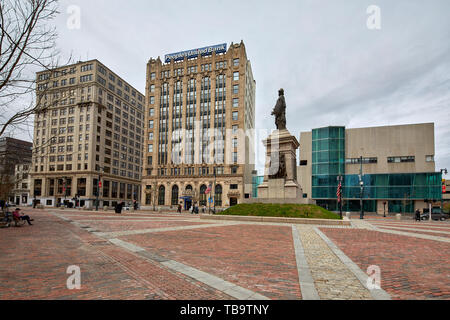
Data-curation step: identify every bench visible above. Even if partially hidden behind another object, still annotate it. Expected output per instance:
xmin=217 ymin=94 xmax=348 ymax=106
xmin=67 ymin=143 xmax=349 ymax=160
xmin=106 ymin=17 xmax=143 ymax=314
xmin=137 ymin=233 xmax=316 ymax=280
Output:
xmin=12 ymin=215 xmax=26 ymax=227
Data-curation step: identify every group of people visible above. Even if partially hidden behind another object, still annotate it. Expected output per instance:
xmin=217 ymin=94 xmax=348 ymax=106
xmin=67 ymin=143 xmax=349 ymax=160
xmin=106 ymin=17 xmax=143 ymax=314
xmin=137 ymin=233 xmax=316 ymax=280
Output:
xmin=114 ymin=200 xmax=139 ymax=214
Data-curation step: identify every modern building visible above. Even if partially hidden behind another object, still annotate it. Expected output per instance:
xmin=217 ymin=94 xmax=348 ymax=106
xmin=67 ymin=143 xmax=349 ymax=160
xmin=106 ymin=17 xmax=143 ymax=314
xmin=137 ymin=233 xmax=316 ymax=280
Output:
xmin=12 ymin=163 xmax=32 ymax=206
xmin=0 ymin=137 xmax=33 ymax=202
xmin=142 ymin=41 xmax=256 ymax=209
xmin=31 ymin=60 xmax=145 ymax=208
xmin=298 ymin=123 xmax=442 ymax=214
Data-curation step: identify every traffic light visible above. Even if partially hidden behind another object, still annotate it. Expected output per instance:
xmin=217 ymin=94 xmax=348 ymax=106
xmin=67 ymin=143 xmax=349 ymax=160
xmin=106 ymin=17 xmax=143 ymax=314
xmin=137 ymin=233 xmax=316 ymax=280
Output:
xmin=443 ymin=179 xmax=446 ymax=194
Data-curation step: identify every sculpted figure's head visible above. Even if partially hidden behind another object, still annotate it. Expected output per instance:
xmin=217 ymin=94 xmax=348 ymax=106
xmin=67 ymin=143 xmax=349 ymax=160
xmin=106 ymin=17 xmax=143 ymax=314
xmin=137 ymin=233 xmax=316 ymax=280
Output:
xmin=278 ymin=88 xmax=284 ymax=96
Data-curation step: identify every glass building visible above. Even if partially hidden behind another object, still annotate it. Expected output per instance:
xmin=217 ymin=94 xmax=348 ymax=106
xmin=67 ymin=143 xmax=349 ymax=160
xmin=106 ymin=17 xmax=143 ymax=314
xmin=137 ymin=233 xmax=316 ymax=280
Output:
xmin=300 ymin=124 xmax=442 ymax=214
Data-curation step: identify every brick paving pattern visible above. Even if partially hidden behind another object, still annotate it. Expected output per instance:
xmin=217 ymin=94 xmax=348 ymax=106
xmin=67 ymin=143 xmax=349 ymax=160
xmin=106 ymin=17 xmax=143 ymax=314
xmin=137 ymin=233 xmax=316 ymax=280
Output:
xmin=319 ymin=228 xmax=450 ymax=299
xmin=1 ymin=208 xmax=449 ymax=300
xmin=122 ymin=224 xmax=302 ymax=300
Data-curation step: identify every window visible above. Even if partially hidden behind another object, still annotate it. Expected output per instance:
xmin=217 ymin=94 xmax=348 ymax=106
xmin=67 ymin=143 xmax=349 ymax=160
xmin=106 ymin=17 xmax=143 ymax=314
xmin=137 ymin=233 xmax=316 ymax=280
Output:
xmin=232 ymin=125 xmax=238 ymax=134
xmin=426 ymin=155 xmax=434 ymax=162
xmin=232 ymin=111 xmax=238 ymax=121
xmin=148 ymin=144 xmax=153 ymax=152
xmin=150 ymin=96 xmax=155 ymax=104
xmin=148 ymin=132 xmax=153 ymax=140
xmin=149 ymin=108 xmax=154 ymax=117
xmin=345 ymin=157 xmax=378 ymax=164
xmin=150 ymin=84 xmax=155 ymax=93
xmin=81 ymin=64 xmax=93 ymax=72
xmin=233 ymin=72 xmax=239 ymax=81
xmin=233 ymin=98 xmax=239 ymax=107
xmin=80 ymin=74 xmax=93 ymax=83
xmin=233 ymin=58 xmax=239 ymax=66
xmin=233 ymin=85 xmax=239 ymax=94
xmin=230 ymin=184 xmax=238 ymax=190
xmin=149 ymin=120 xmax=154 ymax=129
xmin=387 ymin=156 xmax=415 ymax=163
xmin=150 ymin=72 xmax=156 ymax=80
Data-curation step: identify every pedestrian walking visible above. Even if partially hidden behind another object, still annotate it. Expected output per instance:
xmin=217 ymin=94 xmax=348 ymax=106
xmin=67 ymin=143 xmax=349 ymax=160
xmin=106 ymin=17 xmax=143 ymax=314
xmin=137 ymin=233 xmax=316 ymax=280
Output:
xmin=415 ymin=209 xmax=421 ymax=222
xmin=177 ymin=203 xmax=182 ymax=213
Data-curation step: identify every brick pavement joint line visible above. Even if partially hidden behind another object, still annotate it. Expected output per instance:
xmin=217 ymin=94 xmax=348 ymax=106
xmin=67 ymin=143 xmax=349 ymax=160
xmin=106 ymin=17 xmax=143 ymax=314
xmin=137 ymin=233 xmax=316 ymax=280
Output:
xmin=313 ymin=227 xmax=391 ymax=300
xmin=291 ymin=225 xmax=320 ymax=300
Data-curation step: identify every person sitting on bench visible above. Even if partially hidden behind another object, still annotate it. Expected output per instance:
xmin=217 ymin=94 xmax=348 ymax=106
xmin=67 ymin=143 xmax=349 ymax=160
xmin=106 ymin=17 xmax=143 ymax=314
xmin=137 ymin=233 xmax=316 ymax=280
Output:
xmin=12 ymin=208 xmax=33 ymax=225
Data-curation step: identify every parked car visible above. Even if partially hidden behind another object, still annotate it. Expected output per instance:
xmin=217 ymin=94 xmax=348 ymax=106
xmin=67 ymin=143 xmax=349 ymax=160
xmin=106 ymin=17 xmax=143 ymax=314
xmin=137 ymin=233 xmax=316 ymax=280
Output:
xmin=420 ymin=207 xmax=450 ymax=221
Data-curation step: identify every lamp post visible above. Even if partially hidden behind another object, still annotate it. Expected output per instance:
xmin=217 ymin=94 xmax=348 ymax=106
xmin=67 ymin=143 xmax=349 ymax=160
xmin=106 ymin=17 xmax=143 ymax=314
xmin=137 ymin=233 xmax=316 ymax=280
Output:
xmin=359 ymin=156 xmax=364 ymax=219
xmin=95 ymin=167 xmax=105 ymax=211
xmin=383 ymin=201 xmax=386 ymax=217
xmin=213 ymin=168 xmax=217 ymax=214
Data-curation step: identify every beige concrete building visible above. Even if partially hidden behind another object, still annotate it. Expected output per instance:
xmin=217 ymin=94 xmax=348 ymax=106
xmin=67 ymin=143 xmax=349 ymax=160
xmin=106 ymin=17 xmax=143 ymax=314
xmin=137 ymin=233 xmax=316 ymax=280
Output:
xmin=142 ymin=41 xmax=256 ymax=210
xmin=31 ymin=60 xmax=145 ymax=208
xmin=298 ymin=123 xmax=442 ymax=214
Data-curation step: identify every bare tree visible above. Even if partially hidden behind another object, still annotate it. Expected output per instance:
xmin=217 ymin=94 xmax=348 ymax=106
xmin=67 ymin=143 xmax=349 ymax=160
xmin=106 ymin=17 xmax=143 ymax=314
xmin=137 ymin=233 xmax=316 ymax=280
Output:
xmin=0 ymin=0 xmax=61 ymax=137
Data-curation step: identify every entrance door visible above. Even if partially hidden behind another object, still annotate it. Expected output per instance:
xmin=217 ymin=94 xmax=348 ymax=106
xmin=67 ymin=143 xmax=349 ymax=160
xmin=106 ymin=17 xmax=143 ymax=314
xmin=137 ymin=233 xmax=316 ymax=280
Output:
xmin=230 ymin=197 xmax=238 ymax=206
xmin=184 ymin=199 xmax=192 ymax=211
xmin=15 ymin=197 xmax=20 ymax=205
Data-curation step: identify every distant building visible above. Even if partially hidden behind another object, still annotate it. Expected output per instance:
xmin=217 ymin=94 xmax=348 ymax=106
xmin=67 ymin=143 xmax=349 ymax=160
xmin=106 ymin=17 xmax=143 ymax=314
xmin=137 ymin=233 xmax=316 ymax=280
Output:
xmin=298 ymin=123 xmax=442 ymax=214
xmin=0 ymin=137 xmax=32 ymax=202
xmin=12 ymin=163 xmax=32 ymax=206
xmin=31 ymin=60 xmax=145 ymax=208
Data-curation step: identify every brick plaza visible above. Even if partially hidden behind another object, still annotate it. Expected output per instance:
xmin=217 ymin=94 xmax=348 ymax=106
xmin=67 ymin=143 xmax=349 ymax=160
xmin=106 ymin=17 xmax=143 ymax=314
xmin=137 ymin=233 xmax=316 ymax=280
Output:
xmin=0 ymin=208 xmax=449 ymax=300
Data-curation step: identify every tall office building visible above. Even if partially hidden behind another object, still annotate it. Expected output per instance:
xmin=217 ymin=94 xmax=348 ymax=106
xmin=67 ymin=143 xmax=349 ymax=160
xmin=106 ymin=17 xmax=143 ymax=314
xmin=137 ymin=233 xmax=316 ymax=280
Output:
xmin=31 ymin=60 xmax=145 ymax=208
xmin=142 ymin=41 xmax=256 ymax=209
xmin=297 ymin=123 xmax=442 ymax=214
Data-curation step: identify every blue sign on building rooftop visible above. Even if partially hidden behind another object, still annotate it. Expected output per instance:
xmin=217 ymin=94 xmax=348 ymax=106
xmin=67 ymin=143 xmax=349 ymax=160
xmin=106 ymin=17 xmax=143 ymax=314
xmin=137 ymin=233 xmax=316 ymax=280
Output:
xmin=164 ymin=43 xmax=227 ymax=63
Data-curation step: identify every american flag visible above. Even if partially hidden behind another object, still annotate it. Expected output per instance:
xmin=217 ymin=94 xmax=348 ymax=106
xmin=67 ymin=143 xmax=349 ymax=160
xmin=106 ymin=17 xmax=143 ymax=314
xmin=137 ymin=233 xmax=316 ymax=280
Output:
xmin=205 ymin=184 xmax=212 ymax=194
xmin=336 ymin=181 xmax=342 ymax=202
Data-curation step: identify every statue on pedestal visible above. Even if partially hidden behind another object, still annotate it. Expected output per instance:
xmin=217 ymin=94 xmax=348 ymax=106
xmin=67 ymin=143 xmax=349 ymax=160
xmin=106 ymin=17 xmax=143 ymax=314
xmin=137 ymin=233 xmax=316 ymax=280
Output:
xmin=271 ymin=88 xmax=286 ymax=130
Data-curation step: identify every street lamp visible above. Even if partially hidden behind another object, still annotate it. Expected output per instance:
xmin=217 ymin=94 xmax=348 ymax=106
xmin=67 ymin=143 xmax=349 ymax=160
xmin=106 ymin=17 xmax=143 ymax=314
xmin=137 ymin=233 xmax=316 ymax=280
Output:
xmin=360 ymin=180 xmax=364 ymax=219
xmin=95 ymin=167 xmax=105 ymax=211
xmin=359 ymin=156 xmax=364 ymax=219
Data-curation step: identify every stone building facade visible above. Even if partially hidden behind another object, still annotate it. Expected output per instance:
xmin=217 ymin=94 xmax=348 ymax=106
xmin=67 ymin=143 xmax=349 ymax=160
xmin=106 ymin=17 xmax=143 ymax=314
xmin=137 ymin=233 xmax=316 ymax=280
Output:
xmin=31 ymin=60 xmax=145 ymax=208
xmin=142 ymin=41 xmax=256 ymax=210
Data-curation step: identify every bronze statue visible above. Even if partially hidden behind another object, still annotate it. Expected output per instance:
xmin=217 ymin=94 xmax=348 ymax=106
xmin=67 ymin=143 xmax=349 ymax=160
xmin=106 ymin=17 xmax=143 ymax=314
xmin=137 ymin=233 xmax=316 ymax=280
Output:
xmin=269 ymin=153 xmax=287 ymax=179
xmin=271 ymin=88 xmax=286 ymax=130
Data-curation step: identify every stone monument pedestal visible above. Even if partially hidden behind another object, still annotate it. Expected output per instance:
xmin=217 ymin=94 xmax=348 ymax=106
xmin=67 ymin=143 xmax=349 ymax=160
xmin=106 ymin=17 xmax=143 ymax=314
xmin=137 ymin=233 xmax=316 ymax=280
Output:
xmin=247 ymin=129 xmax=312 ymax=204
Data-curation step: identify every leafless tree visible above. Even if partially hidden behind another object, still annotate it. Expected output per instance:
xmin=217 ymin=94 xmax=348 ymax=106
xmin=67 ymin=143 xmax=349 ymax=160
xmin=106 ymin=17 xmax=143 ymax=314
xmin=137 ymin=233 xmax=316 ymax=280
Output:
xmin=0 ymin=0 xmax=62 ymax=137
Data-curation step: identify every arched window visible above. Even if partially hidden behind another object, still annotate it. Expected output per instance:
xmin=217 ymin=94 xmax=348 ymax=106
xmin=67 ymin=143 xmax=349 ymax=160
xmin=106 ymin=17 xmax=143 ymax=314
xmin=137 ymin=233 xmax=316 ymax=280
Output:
xmin=214 ymin=185 xmax=222 ymax=207
xmin=171 ymin=185 xmax=179 ymax=205
xmin=199 ymin=184 xmax=207 ymax=206
xmin=158 ymin=185 xmax=165 ymax=205
xmin=186 ymin=185 xmax=193 ymax=191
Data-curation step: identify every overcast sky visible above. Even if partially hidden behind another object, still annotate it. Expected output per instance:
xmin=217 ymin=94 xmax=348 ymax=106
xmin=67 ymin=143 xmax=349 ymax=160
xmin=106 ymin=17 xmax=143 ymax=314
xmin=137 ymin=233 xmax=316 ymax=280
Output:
xmin=18 ymin=0 xmax=450 ymax=175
